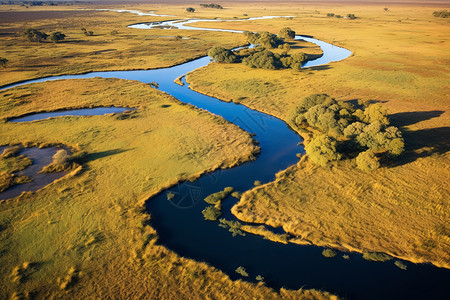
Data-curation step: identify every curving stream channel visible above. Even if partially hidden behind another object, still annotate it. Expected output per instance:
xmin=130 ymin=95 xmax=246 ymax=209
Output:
xmin=2 ymin=14 xmax=449 ymax=299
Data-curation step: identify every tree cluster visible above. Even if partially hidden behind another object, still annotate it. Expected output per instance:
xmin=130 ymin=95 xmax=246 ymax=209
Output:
xmin=241 ymin=49 xmax=308 ymax=70
xmin=22 ymin=28 xmax=48 ymax=42
xmin=208 ymin=28 xmax=309 ymax=70
xmin=200 ymin=3 xmax=223 ymax=9
xmin=327 ymin=13 xmax=356 ymax=19
xmin=433 ymin=10 xmax=450 ymax=18
xmin=291 ymin=94 xmax=405 ymax=170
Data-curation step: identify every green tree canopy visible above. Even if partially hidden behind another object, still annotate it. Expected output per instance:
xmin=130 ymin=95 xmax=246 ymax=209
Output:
xmin=242 ymin=50 xmax=280 ymax=69
xmin=208 ymin=47 xmax=237 ymax=63
xmin=305 ymin=134 xmax=341 ymax=166
xmin=50 ymin=31 xmax=66 ymax=43
xmin=361 ymin=103 xmax=389 ymax=125
xmin=22 ymin=28 xmax=48 ymax=42
xmin=279 ymin=27 xmax=296 ymax=39
xmin=243 ymin=31 xmax=281 ymax=48
xmin=356 ymin=150 xmax=380 ymax=171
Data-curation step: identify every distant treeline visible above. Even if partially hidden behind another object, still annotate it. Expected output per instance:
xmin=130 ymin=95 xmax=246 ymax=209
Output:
xmin=327 ymin=13 xmax=357 ymax=19
xmin=0 ymin=1 xmax=89 ymax=5
xmin=432 ymin=10 xmax=449 ymax=18
xmin=200 ymin=3 xmax=223 ymax=9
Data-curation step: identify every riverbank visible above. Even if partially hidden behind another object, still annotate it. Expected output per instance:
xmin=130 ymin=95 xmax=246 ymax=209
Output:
xmin=185 ymin=5 xmax=450 ymax=268
xmin=0 ymin=77 xmax=309 ymax=298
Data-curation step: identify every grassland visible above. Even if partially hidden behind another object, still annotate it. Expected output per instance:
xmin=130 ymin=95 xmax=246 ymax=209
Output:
xmin=0 ymin=76 xmax=337 ymax=298
xmin=0 ymin=6 xmax=248 ymax=87
xmin=186 ymin=4 xmax=450 ymax=268
xmin=0 ymin=1 xmax=448 ymax=298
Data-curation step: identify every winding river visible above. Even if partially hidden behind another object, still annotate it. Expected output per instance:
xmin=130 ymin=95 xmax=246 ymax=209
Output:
xmin=2 ymin=14 xmax=449 ymax=299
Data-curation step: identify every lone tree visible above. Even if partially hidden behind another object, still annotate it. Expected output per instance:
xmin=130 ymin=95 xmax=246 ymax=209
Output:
xmin=208 ymin=47 xmax=237 ymax=63
xmin=186 ymin=7 xmax=195 ymax=13
xmin=22 ymin=28 xmax=48 ymax=42
xmin=279 ymin=27 xmax=296 ymax=39
xmin=50 ymin=31 xmax=66 ymax=43
xmin=0 ymin=57 xmax=7 ymax=68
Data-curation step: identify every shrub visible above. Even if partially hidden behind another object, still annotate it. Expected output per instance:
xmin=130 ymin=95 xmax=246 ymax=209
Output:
xmin=327 ymin=13 xmax=335 ymax=17
xmin=22 ymin=28 xmax=48 ymax=42
xmin=50 ymin=32 xmax=65 ymax=43
xmin=110 ymin=30 xmax=119 ymax=35
xmin=279 ymin=27 xmax=296 ymax=39
xmin=256 ymin=275 xmax=264 ymax=282
xmin=305 ymin=134 xmax=341 ymax=166
xmin=362 ymin=252 xmax=393 ymax=262
xmin=235 ymin=266 xmax=249 ymax=277
xmin=0 ymin=57 xmax=8 ymax=68
xmin=356 ymin=150 xmax=380 ymax=172
xmin=186 ymin=7 xmax=195 ymax=13
xmin=202 ymin=206 xmax=221 ymax=221
xmin=42 ymin=149 xmax=70 ymax=172
xmin=208 ymin=47 xmax=237 ymax=63
xmin=322 ymin=248 xmax=337 ymax=258
xmin=347 ymin=14 xmax=357 ymax=20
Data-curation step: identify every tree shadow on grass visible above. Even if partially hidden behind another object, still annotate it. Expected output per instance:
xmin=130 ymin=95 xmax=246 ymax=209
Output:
xmin=307 ymin=65 xmax=332 ymax=71
xmin=382 ymin=111 xmax=448 ymax=167
xmin=385 ymin=127 xmax=450 ymax=167
xmin=81 ymin=148 xmax=133 ymax=164
xmin=390 ymin=110 xmax=445 ymax=128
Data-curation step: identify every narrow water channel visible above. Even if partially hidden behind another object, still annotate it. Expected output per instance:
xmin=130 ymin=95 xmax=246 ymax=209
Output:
xmin=1 ymin=15 xmax=448 ymax=299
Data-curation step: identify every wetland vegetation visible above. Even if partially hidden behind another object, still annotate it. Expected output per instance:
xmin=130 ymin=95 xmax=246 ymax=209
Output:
xmin=0 ymin=1 xmax=448 ymax=299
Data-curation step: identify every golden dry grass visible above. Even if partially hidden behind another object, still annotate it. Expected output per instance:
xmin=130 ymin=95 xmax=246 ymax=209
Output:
xmin=0 ymin=77 xmax=335 ymax=299
xmin=0 ymin=6 xmax=247 ymax=87
xmin=186 ymin=5 xmax=450 ymax=268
